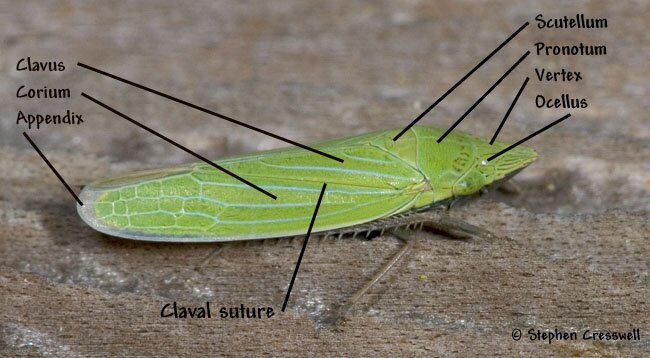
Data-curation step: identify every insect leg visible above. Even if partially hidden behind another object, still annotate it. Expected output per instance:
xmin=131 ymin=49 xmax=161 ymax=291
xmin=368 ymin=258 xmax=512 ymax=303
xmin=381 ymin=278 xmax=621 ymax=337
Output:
xmin=336 ymin=230 xmax=414 ymax=326
xmin=421 ymin=215 xmax=497 ymax=240
xmin=195 ymin=245 xmax=225 ymax=272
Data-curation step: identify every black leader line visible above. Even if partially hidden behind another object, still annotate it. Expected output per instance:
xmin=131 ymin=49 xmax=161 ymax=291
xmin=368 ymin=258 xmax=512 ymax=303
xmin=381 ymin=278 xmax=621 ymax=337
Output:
xmin=23 ymin=132 xmax=83 ymax=206
xmin=82 ymin=92 xmax=277 ymax=200
xmin=282 ymin=183 xmax=327 ymax=312
xmin=393 ymin=21 xmax=529 ymax=141
xmin=487 ymin=113 xmax=572 ymax=162
xmin=490 ymin=77 xmax=529 ymax=145
xmin=437 ymin=51 xmax=530 ymax=144
xmin=77 ymin=62 xmax=343 ymax=163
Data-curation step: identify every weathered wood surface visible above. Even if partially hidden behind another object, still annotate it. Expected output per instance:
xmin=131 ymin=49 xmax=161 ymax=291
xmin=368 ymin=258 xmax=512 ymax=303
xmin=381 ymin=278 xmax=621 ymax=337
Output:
xmin=1 ymin=1 xmax=648 ymax=356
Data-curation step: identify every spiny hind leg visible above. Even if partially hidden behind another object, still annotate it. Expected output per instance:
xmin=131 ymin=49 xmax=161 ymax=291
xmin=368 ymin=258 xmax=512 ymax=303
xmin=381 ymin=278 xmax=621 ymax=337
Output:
xmin=336 ymin=230 xmax=414 ymax=327
xmin=421 ymin=214 xmax=498 ymax=240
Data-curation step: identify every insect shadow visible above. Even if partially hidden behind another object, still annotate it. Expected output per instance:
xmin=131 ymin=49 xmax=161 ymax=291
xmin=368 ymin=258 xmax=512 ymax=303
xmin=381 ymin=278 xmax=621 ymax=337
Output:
xmin=36 ymin=183 xmax=515 ymax=329
xmin=193 ymin=208 xmax=499 ymax=330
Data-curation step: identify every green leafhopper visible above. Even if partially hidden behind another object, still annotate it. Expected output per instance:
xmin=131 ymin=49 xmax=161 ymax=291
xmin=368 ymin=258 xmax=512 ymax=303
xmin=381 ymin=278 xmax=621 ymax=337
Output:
xmin=77 ymin=125 xmax=537 ymax=242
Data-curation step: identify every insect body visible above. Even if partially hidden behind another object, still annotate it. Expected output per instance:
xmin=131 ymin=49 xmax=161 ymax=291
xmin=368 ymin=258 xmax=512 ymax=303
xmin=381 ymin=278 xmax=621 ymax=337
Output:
xmin=77 ymin=126 xmax=537 ymax=241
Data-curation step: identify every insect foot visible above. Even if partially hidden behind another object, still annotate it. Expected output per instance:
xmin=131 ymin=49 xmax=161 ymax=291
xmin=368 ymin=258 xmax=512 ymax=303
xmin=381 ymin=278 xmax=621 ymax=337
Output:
xmin=421 ymin=215 xmax=500 ymax=241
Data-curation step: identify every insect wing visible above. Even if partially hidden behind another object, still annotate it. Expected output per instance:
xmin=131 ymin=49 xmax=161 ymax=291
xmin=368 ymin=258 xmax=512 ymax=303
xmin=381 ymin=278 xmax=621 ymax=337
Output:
xmin=78 ymin=130 xmax=428 ymax=242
